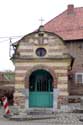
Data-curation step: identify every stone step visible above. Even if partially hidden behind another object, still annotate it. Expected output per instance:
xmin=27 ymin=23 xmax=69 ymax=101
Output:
xmin=4 ymin=113 xmax=55 ymax=121
xmin=27 ymin=108 xmax=53 ymax=115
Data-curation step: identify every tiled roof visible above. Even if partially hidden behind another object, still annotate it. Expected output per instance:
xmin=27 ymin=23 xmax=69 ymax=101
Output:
xmin=44 ymin=5 xmax=83 ymax=40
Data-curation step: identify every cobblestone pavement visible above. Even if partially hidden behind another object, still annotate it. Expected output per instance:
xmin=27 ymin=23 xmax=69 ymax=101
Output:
xmin=0 ymin=106 xmax=83 ymax=125
xmin=0 ymin=113 xmax=83 ymax=125
xmin=0 ymin=118 xmax=82 ymax=125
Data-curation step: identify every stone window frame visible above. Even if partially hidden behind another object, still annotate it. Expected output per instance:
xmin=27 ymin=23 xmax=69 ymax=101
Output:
xmin=75 ymin=72 xmax=83 ymax=84
xmin=36 ymin=47 xmax=47 ymax=57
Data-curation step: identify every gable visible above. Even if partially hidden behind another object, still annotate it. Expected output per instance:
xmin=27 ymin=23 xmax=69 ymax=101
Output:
xmin=14 ymin=26 xmax=68 ymax=59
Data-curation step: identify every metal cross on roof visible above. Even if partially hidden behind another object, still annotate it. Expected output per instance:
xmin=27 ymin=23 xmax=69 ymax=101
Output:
xmin=39 ymin=17 xmax=44 ymax=25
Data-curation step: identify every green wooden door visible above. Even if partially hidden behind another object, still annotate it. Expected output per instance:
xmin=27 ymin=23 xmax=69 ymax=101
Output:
xmin=29 ymin=70 xmax=53 ymax=108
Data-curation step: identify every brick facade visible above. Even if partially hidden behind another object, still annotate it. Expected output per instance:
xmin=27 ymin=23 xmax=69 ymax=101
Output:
xmin=13 ymin=26 xmax=73 ymax=111
xmin=44 ymin=4 xmax=83 ymax=96
xmin=12 ymin=5 xmax=83 ymax=112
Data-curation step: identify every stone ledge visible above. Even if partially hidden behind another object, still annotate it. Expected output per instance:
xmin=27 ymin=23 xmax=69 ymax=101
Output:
xmin=6 ymin=114 xmax=55 ymax=121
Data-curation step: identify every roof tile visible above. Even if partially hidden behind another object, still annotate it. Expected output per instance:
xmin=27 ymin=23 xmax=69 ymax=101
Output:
xmin=44 ymin=6 xmax=83 ymax=40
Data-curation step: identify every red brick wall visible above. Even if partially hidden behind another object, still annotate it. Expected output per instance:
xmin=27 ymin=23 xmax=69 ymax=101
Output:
xmin=65 ymin=41 xmax=83 ymax=95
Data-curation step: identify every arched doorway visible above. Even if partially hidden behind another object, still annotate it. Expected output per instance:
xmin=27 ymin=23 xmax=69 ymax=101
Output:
xmin=29 ymin=69 xmax=53 ymax=108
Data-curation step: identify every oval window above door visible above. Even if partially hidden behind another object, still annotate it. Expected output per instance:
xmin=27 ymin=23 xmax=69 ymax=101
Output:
xmin=36 ymin=48 xmax=46 ymax=57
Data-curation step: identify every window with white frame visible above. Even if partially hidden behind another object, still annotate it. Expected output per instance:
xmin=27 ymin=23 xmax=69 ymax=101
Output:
xmin=75 ymin=73 xmax=83 ymax=84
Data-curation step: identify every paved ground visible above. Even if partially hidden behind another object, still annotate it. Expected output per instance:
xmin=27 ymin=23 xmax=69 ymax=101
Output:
xmin=0 ymin=117 xmax=83 ymax=125
xmin=0 ymin=113 xmax=83 ymax=125
xmin=0 ymin=106 xmax=83 ymax=125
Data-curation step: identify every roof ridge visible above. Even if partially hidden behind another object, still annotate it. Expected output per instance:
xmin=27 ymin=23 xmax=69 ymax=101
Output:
xmin=44 ymin=6 xmax=83 ymax=27
xmin=44 ymin=5 xmax=83 ymax=40
xmin=75 ymin=6 xmax=83 ymax=9
xmin=44 ymin=10 xmax=66 ymax=26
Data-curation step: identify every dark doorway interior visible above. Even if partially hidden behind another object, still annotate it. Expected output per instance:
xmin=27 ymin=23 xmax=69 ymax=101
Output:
xmin=29 ymin=69 xmax=53 ymax=92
